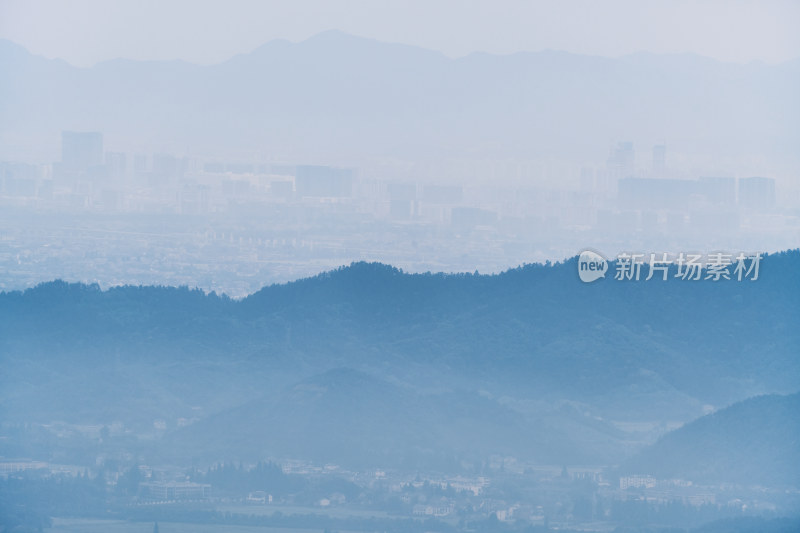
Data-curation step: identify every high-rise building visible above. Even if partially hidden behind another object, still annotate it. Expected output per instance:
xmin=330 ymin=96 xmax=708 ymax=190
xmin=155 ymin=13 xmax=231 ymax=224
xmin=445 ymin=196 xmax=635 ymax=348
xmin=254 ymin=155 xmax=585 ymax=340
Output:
xmin=422 ymin=184 xmax=463 ymax=204
xmin=617 ymin=177 xmax=694 ymax=210
xmin=295 ymin=165 xmax=353 ymax=198
xmin=61 ymin=131 xmax=103 ymax=173
xmin=738 ymin=177 xmax=776 ymax=210
xmin=105 ymin=152 xmax=127 ymax=180
xmin=607 ymin=142 xmax=635 ymax=179
xmin=133 ymin=154 xmax=148 ymax=175
xmin=579 ymin=167 xmax=595 ymax=193
xmin=652 ymin=144 xmax=666 ymax=177
xmin=152 ymin=153 xmax=180 ymax=181
xmin=387 ymin=181 xmax=417 ymax=220
xmin=698 ymin=177 xmax=735 ymax=206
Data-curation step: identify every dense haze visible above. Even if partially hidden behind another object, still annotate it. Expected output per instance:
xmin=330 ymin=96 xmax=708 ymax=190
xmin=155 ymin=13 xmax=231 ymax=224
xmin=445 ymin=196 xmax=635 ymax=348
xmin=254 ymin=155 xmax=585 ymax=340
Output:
xmin=1 ymin=2 xmax=799 ymax=533
xmin=0 ymin=32 xmax=798 ymax=294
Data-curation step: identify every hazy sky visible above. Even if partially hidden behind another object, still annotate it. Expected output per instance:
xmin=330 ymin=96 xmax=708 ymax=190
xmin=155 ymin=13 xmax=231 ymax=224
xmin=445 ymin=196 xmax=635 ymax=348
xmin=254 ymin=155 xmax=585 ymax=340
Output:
xmin=1 ymin=0 xmax=798 ymax=67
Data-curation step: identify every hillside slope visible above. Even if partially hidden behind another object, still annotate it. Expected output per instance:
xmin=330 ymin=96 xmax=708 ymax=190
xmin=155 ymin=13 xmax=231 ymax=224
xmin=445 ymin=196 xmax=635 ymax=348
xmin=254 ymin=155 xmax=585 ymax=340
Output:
xmin=621 ymin=392 xmax=800 ymax=487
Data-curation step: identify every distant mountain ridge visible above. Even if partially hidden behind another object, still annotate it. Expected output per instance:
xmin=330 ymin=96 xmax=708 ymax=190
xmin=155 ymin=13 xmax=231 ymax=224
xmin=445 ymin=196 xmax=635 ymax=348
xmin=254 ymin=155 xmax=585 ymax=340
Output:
xmin=163 ymin=367 xmax=591 ymax=468
xmin=1 ymin=31 xmax=798 ymax=166
xmin=0 ymin=250 xmax=797 ymax=468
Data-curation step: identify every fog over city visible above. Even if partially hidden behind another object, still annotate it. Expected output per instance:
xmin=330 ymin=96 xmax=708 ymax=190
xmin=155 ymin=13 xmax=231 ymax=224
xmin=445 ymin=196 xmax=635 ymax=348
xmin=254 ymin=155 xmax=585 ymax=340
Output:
xmin=1 ymin=2 xmax=799 ymax=533
xmin=0 ymin=1 xmax=798 ymax=293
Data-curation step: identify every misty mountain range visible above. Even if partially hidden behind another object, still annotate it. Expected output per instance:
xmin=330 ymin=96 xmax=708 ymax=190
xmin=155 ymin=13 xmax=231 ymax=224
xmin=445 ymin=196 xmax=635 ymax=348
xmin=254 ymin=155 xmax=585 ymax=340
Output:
xmin=1 ymin=30 xmax=798 ymax=167
xmin=1 ymin=251 xmax=797 ymax=476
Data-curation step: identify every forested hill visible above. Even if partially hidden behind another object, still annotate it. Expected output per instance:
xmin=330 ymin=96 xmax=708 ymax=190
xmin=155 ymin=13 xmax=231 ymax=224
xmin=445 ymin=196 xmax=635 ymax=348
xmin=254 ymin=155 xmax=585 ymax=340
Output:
xmin=0 ymin=250 xmax=797 ymax=466
xmin=621 ymin=392 xmax=800 ymax=487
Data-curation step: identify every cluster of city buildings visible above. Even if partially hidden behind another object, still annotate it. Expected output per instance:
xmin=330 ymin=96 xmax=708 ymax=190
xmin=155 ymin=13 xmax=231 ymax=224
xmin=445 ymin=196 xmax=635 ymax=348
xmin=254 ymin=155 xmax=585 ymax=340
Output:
xmin=0 ymin=132 xmax=794 ymax=296
xmin=0 ymin=133 xmax=782 ymax=218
